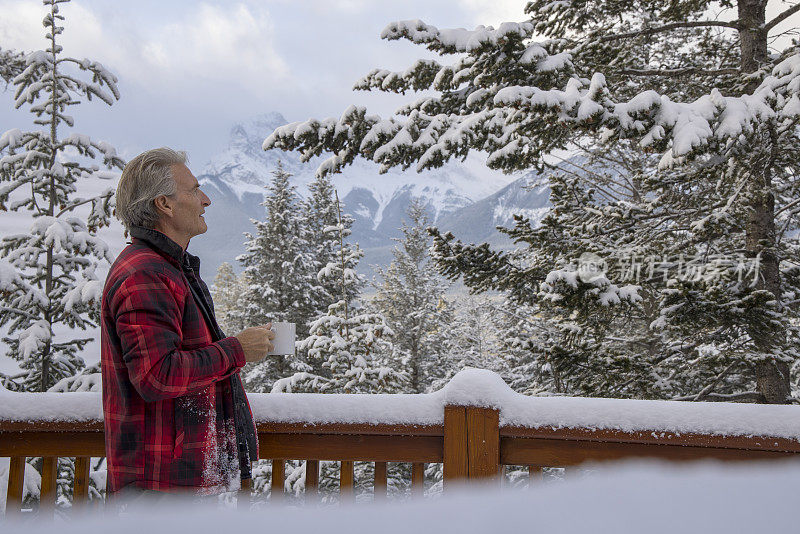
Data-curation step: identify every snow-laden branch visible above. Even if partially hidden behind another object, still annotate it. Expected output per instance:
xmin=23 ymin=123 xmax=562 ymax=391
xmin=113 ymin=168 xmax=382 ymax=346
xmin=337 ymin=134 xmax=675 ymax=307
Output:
xmin=55 ymin=188 xmax=113 ymax=218
xmin=381 ymin=19 xmax=536 ymax=54
xmin=266 ymin=20 xmax=800 ymax=180
xmin=354 ymin=59 xmax=442 ymax=94
xmin=0 ymin=306 xmax=38 ymax=320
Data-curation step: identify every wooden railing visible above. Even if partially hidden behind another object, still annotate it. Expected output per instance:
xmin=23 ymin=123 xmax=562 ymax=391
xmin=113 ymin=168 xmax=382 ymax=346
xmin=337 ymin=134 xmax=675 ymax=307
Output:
xmin=2 ymin=397 xmax=799 ymax=516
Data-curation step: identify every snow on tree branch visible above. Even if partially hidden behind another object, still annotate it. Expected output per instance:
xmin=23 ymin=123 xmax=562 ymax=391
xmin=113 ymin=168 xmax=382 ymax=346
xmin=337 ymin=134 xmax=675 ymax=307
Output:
xmin=380 ymin=20 xmax=536 ymax=54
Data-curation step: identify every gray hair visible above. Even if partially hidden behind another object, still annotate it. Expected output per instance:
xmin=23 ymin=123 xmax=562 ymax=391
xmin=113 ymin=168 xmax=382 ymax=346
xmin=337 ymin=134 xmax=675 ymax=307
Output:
xmin=115 ymin=147 xmax=188 ymax=230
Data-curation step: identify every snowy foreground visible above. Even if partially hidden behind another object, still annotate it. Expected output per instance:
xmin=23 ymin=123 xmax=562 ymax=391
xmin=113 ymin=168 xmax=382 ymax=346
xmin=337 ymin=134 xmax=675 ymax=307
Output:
xmin=2 ymin=369 xmax=799 ymax=439
xmin=11 ymin=461 xmax=800 ymax=533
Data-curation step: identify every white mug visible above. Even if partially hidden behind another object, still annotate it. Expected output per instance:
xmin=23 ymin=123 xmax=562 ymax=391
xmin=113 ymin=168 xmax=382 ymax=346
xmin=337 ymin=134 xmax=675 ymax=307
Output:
xmin=268 ymin=322 xmax=296 ymax=356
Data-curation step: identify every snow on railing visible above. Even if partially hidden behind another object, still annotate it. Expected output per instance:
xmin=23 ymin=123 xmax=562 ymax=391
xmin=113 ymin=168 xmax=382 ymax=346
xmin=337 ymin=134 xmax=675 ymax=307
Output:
xmin=2 ymin=368 xmax=800 ymax=440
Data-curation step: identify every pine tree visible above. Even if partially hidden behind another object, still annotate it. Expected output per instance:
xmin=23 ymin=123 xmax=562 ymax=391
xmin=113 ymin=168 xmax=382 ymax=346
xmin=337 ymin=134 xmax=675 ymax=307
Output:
xmin=371 ymin=198 xmax=452 ymax=393
xmin=429 ymin=295 xmax=509 ymax=392
xmin=273 ymin=196 xmax=403 ymax=394
xmin=0 ymin=0 xmax=123 ymax=392
xmin=286 ymin=298 xmax=399 ymax=393
xmin=471 ymin=148 xmax=684 ymax=399
xmin=0 ymin=46 xmax=26 ymax=86
xmin=210 ymin=262 xmax=248 ymax=335
xmin=493 ymin=299 xmax=556 ymax=396
xmin=237 ymin=161 xmax=317 ymax=392
xmin=263 ymin=2 xmax=800 ymax=403
xmin=303 ymin=173 xmax=359 ymax=315
xmin=261 ymin=202 xmax=404 ymax=500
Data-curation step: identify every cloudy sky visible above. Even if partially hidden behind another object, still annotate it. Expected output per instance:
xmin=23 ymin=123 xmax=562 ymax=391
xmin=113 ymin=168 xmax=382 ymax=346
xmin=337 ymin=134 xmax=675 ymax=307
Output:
xmin=0 ymin=0 xmax=527 ymax=166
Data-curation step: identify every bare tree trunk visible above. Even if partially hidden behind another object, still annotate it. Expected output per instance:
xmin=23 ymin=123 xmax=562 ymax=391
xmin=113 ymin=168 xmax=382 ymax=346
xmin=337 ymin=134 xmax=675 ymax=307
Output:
xmin=739 ymin=0 xmax=791 ymax=403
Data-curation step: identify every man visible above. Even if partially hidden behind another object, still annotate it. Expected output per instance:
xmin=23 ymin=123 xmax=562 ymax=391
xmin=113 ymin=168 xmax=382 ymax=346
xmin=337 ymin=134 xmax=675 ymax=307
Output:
xmin=101 ymin=147 xmax=274 ymax=499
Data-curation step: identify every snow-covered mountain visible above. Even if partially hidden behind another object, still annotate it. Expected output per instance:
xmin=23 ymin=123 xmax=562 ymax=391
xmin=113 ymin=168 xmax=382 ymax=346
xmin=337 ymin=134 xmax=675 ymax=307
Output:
xmin=436 ymin=173 xmax=551 ymax=246
xmin=191 ymin=112 xmax=549 ymax=280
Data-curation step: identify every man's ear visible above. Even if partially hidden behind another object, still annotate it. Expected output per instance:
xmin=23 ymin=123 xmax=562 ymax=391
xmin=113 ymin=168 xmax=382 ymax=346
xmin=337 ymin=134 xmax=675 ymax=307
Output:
xmin=154 ymin=195 xmax=173 ymax=219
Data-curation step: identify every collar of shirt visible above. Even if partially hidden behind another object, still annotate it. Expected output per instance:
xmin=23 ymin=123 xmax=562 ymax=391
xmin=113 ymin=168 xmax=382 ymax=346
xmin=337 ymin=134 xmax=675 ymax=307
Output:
xmin=128 ymin=226 xmax=202 ymax=273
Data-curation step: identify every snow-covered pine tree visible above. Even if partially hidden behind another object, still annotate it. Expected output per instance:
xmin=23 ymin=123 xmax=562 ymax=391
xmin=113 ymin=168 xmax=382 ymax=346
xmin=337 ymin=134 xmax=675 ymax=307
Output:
xmin=0 ymin=0 xmax=123 ymax=392
xmin=303 ymin=173 xmax=359 ymax=315
xmin=501 ymin=143 xmax=756 ymax=400
xmin=273 ymin=194 xmax=403 ymax=394
xmin=0 ymin=46 xmax=26 ymax=85
xmin=237 ymin=161 xmax=317 ymax=392
xmin=371 ymin=198 xmax=452 ymax=393
xmin=258 ymin=199 xmax=403 ymax=501
xmin=263 ymin=2 xmax=800 ymax=403
xmin=210 ymin=262 xmax=248 ymax=335
xmin=428 ymin=145 xmax=688 ymax=400
xmin=493 ymin=299 xmax=556 ymax=396
xmin=292 ymin=297 xmax=398 ymax=394
xmin=429 ymin=295 xmax=509 ymax=392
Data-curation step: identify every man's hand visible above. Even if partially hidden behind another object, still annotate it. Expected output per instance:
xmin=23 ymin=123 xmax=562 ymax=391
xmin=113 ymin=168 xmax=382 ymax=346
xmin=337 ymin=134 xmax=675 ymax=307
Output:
xmin=235 ymin=323 xmax=276 ymax=363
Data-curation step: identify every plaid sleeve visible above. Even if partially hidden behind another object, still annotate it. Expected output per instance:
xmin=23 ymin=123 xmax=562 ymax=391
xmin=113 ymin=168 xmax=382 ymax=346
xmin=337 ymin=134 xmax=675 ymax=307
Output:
xmin=111 ymin=270 xmax=245 ymax=402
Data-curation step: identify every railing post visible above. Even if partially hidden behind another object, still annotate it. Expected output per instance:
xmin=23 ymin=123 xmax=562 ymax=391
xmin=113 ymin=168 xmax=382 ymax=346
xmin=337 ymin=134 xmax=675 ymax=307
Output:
xmin=305 ymin=460 xmax=319 ymax=497
xmin=443 ymin=406 xmax=468 ymax=485
xmin=373 ymin=462 xmax=387 ymax=501
xmin=40 ymin=457 xmax=58 ymax=516
xmin=443 ymin=405 xmax=500 ymax=488
xmin=528 ymin=465 xmax=544 ymax=483
xmin=411 ymin=462 xmax=425 ymax=497
xmin=6 ymin=456 xmax=25 ymax=516
xmin=340 ymin=460 xmax=354 ymax=503
xmin=271 ymin=459 xmax=285 ymax=502
xmin=73 ymin=457 xmax=90 ymax=509
xmin=466 ymin=407 xmax=500 ymax=480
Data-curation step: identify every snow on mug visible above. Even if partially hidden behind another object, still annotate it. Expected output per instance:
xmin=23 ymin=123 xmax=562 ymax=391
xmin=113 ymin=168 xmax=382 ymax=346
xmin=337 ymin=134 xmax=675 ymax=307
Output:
xmin=268 ymin=322 xmax=296 ymax=355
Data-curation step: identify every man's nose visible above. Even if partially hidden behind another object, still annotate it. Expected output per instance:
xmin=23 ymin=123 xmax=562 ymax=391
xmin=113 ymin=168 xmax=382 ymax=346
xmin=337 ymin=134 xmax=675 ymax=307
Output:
xmin=200 ymin=190 xmax=211 ymax=207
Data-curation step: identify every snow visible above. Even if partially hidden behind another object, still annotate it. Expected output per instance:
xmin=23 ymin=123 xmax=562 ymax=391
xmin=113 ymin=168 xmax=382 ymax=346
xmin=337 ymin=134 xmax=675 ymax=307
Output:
xmin=17 ymin=321 xmax=51 ymax=361
xmin=537 ymin=51 xmax=572 ymax=72
xmin=519 ymin=43 xmax=547 ymax=64
xmin=0 ymin=128 xmax=24 ymax=151
xmin=492 ymin=204 xmax=548 ymax=227
xmin=0 ymin=386 xmax=103 ymax=422
xmin=381 ymin=20 xmax=535 ymax=53
xmin=544 ymin=268 xmax=579 ymax=288
xmin=0 ymin=259 xmax=23 ymax=290
xmin=8 ymin=461 xmax=800 ymax=532
xmin=2 ymin=369 xmax=798 ymax=440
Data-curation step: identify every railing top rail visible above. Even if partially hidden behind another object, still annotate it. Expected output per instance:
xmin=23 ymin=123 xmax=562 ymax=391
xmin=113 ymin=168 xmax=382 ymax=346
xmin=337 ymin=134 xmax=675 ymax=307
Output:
xmin=501 ymin=425 xmax=800 ymax=453
xmin=3 ymin=420 xmax=798 ymax=454
xmin=2 ymin=370 xmax=799 ymax=445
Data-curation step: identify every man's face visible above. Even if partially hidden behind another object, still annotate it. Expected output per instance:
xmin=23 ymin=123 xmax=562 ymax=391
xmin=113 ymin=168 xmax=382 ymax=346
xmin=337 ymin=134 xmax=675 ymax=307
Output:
xmin=166 ymin=163 xmax=211 ymax=242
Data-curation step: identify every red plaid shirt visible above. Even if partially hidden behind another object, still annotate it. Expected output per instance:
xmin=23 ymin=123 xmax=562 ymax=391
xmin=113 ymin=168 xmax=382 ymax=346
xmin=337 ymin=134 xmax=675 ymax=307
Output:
xmin=101 ymin=227 xmax=255 ymax=494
